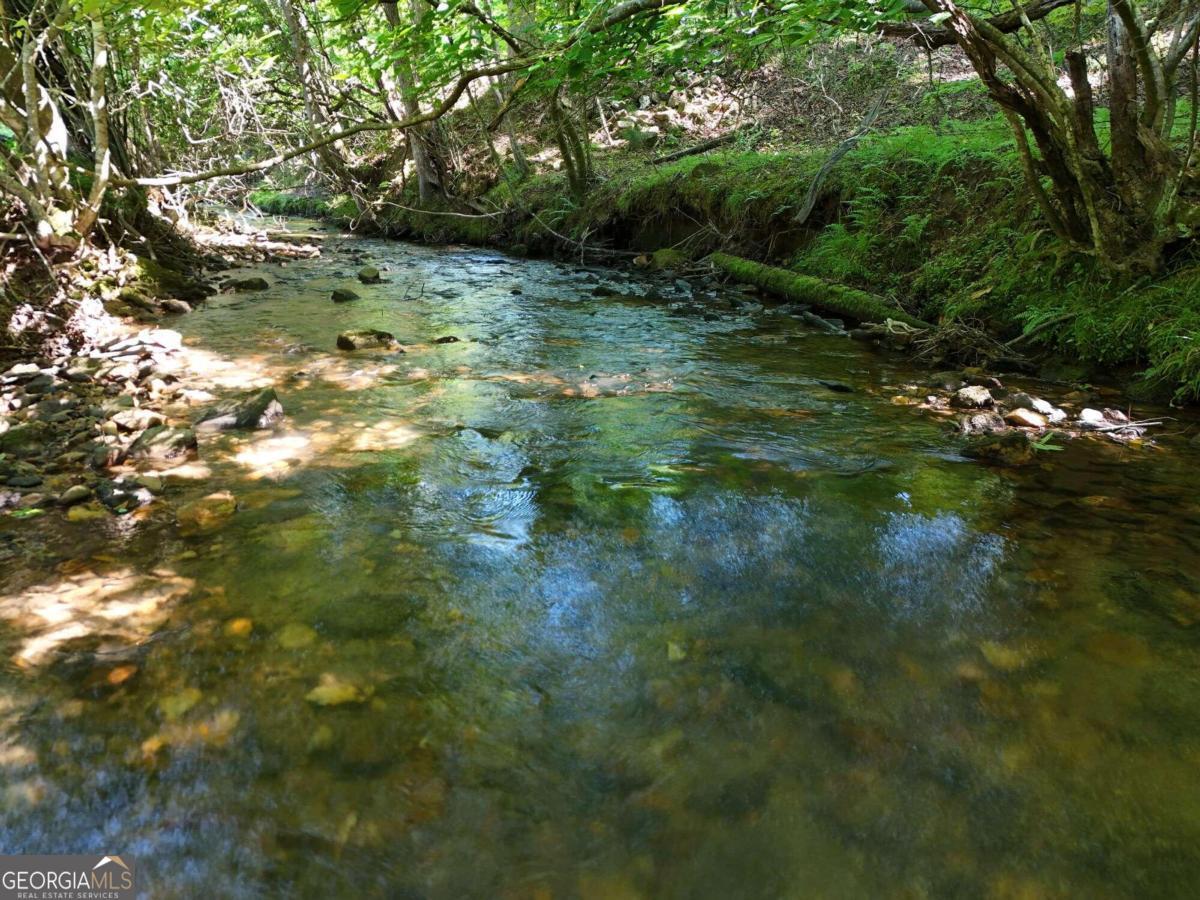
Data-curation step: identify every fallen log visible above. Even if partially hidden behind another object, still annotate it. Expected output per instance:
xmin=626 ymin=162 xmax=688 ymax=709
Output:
xmin=266 ymin=231 xmax=327 ymax=243
xmin=653 ymin=130 xmax=742 ymax=165
xmin=707 ymin=252 xmax=932 ymax=329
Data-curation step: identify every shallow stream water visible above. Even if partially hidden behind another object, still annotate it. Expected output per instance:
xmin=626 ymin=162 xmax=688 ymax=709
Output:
xmin=3 ymin=222 xmax=1200 ymax=898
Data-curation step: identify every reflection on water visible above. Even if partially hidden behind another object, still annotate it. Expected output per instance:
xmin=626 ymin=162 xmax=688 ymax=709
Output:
xmin=2 ymin=224 xmax=1200 ymax=898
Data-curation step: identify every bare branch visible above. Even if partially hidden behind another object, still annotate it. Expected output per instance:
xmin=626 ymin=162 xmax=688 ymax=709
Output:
xmin=879 ymin=0 xmax=1073 ymax=49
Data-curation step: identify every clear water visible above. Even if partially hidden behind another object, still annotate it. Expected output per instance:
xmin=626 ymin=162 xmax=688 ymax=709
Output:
xmin=3 ymin=224 xmax=1200 ymax=898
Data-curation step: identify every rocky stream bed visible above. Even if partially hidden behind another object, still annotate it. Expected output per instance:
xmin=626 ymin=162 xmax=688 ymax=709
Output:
xmin=1 ymin=217 xmax=1199 ymax=898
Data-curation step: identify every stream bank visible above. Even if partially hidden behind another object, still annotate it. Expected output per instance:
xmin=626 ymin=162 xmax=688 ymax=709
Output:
xmin=253 ymin=120 xmax=1200 ymax=405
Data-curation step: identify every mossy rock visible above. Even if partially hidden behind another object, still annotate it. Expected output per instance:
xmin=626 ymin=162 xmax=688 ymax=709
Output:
xmin=651 ymin=248 xmax=687 ymax=270
xmin=134 ymin=255 xmax=211 ymax=303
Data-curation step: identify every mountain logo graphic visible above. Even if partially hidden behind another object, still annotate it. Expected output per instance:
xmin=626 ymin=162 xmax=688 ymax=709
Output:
xmin=92 ymin=856 xmax=130 ymax=872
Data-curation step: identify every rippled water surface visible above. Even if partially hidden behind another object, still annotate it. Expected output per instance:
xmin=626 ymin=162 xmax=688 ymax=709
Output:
xmin=3 ymin=223 xmax=1200 ymax=898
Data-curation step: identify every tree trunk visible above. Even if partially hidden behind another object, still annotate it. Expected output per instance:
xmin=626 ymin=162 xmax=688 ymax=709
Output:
xmin=381 ymin=0 xmax=441 ymax=202
xmin=74 ymin=12 xmax=110 ymax=238
xmin=914 ymin=0 xmax=1197 ymax=272
xmin=275 ymin=0 xmax=353 ymax=188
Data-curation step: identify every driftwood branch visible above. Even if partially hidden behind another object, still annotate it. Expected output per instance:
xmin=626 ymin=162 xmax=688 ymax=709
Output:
xmin=795 ymin=91 xmax=887 ymax=226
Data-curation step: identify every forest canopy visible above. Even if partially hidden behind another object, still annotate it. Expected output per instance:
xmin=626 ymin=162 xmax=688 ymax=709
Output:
xmin=0 ymin=0 xmax=1194 ymax=266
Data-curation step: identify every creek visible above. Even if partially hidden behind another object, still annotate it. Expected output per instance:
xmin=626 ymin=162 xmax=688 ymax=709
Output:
xmin=2 ymin=220 xmax=1199 ymax=897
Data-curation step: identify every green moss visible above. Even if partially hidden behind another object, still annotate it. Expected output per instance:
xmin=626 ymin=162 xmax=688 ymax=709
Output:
xmin=133 ymin=254 xmax=208 ymax=302
xmin=708 ymin=252 xmax=931 ymax=328
xmin=249 ymin=189 xmax=334 ymax=218
xmin=650 ymin=248 xmax=687 ymax=269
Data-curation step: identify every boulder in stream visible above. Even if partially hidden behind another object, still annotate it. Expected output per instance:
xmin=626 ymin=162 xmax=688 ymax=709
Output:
xmin=962 ymin=431 xmax=1034 ymax=466
xmin=58 ymin=484 xmax=92 ymax=506
xmin=195 ymin=388 xmax=284 ymax=432
xmin=357 ymin=266 xmax=382 ymax=284
xmin=95 ymin=478 xmax=154 ymax=513
xmin=1004 ymin=407 xmax=1048 ymax=429
xmin=124 ymin=425 xmax=199 ymax=464
xmin=225 ymin=276 xmax=270 ymax=292
xmin=952 ymin=385 xmax=994 ymax=409
xmin=959 ymin=411 xmax=1006 ymax=435
xmin=337 ymin=330 xmax=400 ymax=351
xmin=331 ymin=288 xmax=360 ymax=303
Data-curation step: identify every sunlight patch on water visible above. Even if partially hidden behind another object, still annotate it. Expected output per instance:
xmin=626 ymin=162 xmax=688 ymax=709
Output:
xmin=873 ymin=511 xmax=1006 ymax=618
xmin=0 ymin=569 xmax=193 ymax=668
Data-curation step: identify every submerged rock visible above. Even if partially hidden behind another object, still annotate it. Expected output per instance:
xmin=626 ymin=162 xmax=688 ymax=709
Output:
xmin=331 ymin=288 xmax=360 ymax=303
xmin=225 ymin=276 xmax=270 ymax=292
xmin=305 ymin=673 xmax=371 ymax=706
xmin=177 ymin=490 xmax=237 ymax=534
xmin=195 ymin=388 xmax=284 ymax=432
xmin=159 ymin=686 xmax=203 ymax=720
xmin=66 ymin=502 xmax=108 ymax=522
xmin=337 ymin=329 xmax=400 ymax=351
xmin=224 ymin=617 xmax=254 ymax=638
xmin=357 ymin=266 xmax=381 ymax=284
xmin=433 ymin=335 xmax=461 ymax=344
xmin=276 ymin=622 xmax=318 ymax=650
xmin=962 ymin=431 xmax=1034 ymax=466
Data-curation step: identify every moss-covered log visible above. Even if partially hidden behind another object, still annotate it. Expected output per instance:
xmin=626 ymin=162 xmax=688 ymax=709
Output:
xmin=708 ymin=252 xmax=931 ymax=329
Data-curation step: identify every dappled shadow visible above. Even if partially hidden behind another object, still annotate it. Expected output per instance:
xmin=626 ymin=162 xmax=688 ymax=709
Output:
xmin=0 ymin=566 xmax=194 ymax=669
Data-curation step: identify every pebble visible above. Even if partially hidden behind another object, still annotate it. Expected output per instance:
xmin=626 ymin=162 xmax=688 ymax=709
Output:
xmin=305 ymin=673 xmax=371 ymax=706
xmin=276 ymin=622 xmax=318 ymax=649
xmin=58 ymin=484 xmax=92 ymax=506
xmin=224 ymin=618 xmax=254 ymax=638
